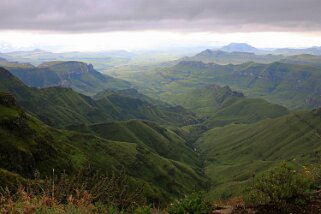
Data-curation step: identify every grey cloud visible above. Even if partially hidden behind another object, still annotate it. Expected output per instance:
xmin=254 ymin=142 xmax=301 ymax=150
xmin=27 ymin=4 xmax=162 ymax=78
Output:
xmin=0 ymin=0 xmax=320 ymax=32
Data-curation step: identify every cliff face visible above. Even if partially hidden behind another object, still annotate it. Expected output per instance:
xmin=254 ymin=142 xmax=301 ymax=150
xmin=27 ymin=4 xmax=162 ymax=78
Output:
xmin=5 ymin=61 xmax=131 ymax=95
xmin=49 ymin=61 xmax=97 ymax=75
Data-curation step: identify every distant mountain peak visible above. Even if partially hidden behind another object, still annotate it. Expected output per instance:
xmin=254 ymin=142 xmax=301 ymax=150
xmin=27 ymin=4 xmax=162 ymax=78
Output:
xmin=220 ymin=43 xmax=258 ymax=53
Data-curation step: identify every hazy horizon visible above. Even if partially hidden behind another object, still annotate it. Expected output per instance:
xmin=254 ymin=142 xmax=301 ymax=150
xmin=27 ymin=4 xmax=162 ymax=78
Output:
xmin=1 ymin=0 xmax=321 ymax=52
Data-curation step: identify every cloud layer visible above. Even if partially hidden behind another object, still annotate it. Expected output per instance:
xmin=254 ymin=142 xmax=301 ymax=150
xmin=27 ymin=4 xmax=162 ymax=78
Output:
xmin=1 ymin=0 xmax=321 ymax=32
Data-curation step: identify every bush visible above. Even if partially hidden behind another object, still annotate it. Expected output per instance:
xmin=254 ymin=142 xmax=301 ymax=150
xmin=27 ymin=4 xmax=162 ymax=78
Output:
xmin=167 ymin=192 xmax=213 ymax=214
xmin=245 ymin=163 xmax=313 ymax=211
xmin=0 ymin=168 xmax=147 ymax=213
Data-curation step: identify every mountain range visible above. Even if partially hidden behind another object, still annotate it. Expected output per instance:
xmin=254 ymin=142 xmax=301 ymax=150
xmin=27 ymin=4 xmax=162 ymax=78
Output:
xmin=126 ymin=60 xmax=321 ymax=110
xmin=1 ymin=44 xmax=321 ymax=206
xmin=0 ymin=67 xmax=196 ymax=128
xmin=179 ymin=48 xmax=321 ymax=67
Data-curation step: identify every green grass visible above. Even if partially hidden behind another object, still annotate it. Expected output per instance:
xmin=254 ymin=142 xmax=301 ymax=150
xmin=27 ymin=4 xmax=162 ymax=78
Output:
xmin=196 ymin=109 xmax=321 ymax=199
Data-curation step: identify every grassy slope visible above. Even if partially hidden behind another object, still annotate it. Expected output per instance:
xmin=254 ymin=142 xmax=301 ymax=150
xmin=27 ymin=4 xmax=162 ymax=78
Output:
xmin=196 ymin=109 xmax=321 ymax=199
xmin=0 ymin=67 xmax=196 ymax=128
xmin=74 ymin=120 xmax=201 ymax=168
xmin=162 ymin=84 xmax=288 ymax=127
xmin=0 ymin=92 xmax=206 ymax=203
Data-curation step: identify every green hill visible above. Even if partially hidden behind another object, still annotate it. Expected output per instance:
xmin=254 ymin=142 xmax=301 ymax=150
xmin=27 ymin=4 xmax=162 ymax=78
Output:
xmin=0 ymin=92 xmax=206 ymax=203
xmin=4 ymin=61 xmax=131 ymax=95
xmin=70 ymin=120 xmax=200 ymax=168
xmin=164 ymin=84 xmax=288 ymax=127
xmin=0 ymin=67 xmax=196 ymax=128
xmin=196 ymin=109 xmax=321 ymax=198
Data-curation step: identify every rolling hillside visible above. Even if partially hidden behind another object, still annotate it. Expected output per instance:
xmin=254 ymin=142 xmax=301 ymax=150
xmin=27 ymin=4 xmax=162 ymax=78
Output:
xmin=0 ymin=67 xmax=196 ymax=128
xmin=0 ymin=92 xmax=206 ymax=203
xmin=164 ymin=84 xmax=288 ymax=127
xmin=69 ymin=120 xmax=200 ymax=168
xmin=197 ymin=108 xmax=321 ymax=198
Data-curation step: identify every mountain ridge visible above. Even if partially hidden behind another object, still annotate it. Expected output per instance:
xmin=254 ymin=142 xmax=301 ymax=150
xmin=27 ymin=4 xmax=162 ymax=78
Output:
xmin=0 ymin=67 xmax=196 ymax=128
xmin=2 ymin=60 xmax=131 ymax=95
xmin=126 ymin=60 xmax=321 ymax=110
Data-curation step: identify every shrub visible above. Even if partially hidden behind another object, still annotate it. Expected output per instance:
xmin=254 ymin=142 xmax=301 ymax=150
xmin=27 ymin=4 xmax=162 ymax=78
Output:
xmin=0 ymin=186 xmax=95 ymax=213
xmin=167 ymin=192 xmax=213 ymax=214
xmin=0 ymin=168 xmax=147 ymax=213
xmin=245 ymin=163 xmax=313 ymax=211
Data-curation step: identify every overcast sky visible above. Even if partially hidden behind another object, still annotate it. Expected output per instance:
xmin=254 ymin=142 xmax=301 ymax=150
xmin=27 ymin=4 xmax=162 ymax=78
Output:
xmin=0 ymin=0 xmax=321 ymax=51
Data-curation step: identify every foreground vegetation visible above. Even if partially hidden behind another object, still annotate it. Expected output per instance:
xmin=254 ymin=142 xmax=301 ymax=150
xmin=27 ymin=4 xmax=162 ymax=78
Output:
xmin=0 ymin=169 xmax=215 ymax=214
xmin=0 ymin=169 xmax=150 ymax=213
xmin=2 ymin=163 xmax=321 ymax=213
xmin=245 ymin=163 xmax=315 ymax=212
